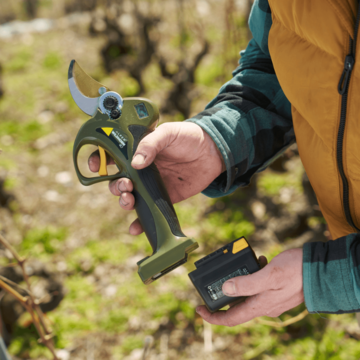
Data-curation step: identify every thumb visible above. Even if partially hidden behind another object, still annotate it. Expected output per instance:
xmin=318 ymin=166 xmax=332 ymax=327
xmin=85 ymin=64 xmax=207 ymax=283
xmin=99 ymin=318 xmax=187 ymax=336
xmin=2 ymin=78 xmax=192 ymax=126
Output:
xmin=222 ymin=262 xmax=273 ymax=297
xmin=131 ymin=124 xmax=173 ymax=169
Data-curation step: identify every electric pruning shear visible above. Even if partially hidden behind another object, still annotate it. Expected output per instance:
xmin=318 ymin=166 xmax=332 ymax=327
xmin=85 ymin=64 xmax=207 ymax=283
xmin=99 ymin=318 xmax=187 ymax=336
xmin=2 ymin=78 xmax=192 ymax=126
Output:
xmin=68 ymin=60 xmax=198 ymax=284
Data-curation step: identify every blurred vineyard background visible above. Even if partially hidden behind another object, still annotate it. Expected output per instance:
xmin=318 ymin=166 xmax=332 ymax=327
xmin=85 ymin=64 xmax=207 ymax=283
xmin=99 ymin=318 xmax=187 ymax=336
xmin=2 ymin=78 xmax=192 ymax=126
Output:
xmin=0 ymin=0 xmax=360 ymax=359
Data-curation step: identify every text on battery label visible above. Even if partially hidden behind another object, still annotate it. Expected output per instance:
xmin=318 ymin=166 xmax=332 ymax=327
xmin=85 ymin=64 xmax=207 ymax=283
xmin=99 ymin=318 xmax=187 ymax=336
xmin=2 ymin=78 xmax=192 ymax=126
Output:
xmin=207 ymin=267 xmax=249 ymax=301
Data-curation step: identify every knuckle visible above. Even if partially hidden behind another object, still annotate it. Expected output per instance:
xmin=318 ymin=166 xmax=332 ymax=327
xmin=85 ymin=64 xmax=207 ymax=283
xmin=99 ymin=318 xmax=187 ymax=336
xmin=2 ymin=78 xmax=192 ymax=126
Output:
xmin=108 ymin=183 xmax=117 ymax=194
xmin=159 ymin=122 xmax=172 ymax=131
xmin=110 ymin=178 xmax=118 ymax=187
xmin=124 ymin=179 xmax=133 ymax=190
xmin=138 ymin=139 xmax=151 ymax=148
xmin=233 ymin=279 xmax=243 ymax=293
xmin=136 ymin=142 xmax=154 ymax=155
xmin=266 ymin=265 xmax=283 ymax=288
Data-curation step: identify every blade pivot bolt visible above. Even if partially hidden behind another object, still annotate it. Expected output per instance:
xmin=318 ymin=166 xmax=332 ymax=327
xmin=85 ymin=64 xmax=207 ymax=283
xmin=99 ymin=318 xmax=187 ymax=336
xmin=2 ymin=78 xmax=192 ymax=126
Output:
xmin=103 ymin=96 xmax=119 ymax=110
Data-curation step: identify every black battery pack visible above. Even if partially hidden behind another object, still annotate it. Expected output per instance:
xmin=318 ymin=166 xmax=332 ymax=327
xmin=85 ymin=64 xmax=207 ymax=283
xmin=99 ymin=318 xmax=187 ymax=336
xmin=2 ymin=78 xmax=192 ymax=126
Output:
xmin=188 ymin=237 xmax=260 ymax=313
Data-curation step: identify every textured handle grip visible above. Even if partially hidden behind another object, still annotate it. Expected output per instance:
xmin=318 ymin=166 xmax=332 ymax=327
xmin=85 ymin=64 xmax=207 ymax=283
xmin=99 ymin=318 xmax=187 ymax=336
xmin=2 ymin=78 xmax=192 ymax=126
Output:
xmin=132 ymin=189 xmax=158 ymax=252
xmin=136 ymin=163 xmax=185 ymax=236
xmin=129 ymin=125 xmax=185 ymax=252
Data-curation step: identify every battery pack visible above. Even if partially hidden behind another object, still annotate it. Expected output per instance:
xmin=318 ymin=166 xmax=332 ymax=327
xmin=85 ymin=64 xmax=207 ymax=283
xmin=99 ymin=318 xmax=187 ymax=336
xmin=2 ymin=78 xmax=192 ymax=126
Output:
xmin=188 ymin=237 xmax=260 ymax=313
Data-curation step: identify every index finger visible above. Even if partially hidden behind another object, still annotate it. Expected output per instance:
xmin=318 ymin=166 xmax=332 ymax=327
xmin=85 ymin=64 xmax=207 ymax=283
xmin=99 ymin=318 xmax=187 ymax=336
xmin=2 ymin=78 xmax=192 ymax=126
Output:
xmin=88 ymin=150 xmax=115 ymax=173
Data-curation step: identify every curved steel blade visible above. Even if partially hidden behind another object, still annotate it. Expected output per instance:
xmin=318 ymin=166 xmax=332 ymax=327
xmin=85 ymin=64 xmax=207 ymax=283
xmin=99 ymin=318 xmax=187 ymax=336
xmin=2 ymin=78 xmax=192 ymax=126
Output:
xmin=68 ymin=60 xmax=109 ymax=116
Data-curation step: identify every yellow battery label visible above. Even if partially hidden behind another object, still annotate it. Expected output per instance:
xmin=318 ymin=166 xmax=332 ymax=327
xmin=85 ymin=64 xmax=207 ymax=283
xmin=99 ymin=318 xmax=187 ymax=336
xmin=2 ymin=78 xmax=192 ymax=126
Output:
xmin=232 ymin=238 xmax=248 ymax=254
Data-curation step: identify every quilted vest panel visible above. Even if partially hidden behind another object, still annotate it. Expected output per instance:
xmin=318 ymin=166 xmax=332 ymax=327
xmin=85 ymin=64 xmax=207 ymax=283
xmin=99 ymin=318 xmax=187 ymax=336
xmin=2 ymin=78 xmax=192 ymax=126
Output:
xmin=267 ymin=0 xmax=359 ymax=239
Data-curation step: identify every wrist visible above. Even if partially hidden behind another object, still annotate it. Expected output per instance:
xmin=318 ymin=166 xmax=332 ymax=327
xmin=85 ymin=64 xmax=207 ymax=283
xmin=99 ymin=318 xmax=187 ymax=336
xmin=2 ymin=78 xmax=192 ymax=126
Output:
xmin=202 ymin=128 xmax=226 ymax=174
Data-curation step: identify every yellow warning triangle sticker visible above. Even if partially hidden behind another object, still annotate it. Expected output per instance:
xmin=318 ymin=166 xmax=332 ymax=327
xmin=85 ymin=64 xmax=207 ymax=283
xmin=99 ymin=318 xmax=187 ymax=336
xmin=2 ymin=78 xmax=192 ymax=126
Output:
xmin=102 ymin=127 xmax=113 ymax=136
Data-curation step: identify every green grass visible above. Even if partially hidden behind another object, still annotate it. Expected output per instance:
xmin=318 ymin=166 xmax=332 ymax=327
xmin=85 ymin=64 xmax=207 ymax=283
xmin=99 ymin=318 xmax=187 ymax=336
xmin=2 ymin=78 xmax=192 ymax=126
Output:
xmin=4 ymin=48 xmax=33 ymax=73
xmin=204 ymin=209 xmax=255 ymax=243
xmin=66 ymin=239 xmax=133 ymax=273
xmin=8 ymin=323 xmax=52 ymax=359
xmin=257 ymin=169 xmax=303 ymax=196
xmin=0 ymin=120 xmax=48 ymax=143
xmin=120 ymin=336 xmax=144 ymax=355
xmin=21 ymin=227 xmax=67 ymax=255
xmin=195 ymin=56 xmax=225 ymax=87
xmin=43 ymin=51 xmax=62 ymax=70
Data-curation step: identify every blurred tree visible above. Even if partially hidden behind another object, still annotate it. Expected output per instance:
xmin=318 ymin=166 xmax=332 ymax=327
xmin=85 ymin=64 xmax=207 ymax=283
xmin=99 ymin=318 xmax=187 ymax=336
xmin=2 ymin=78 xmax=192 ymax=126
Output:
xmin=158 ymin=40 xmax=209 ymax=119
xmin=0 ymin=2 xmax=16 ymax=24
xmin=89 ymin=0 xmax=209 ymax=116
xmin=0 ymin=178 xmax=13 ymax=212
xmin=90 ymin=2 xmax=160 ymax=95
xmin=0 ymin=64 xmax=3 ymax=99
xmin=221 ymin=0 xmax=248 ymax=82
xmin=64 ymin=0 xmax=97 ymax=13
xmin=24 ymin=0 xmax=38 ymax=19
xmin=158 ymin=0 xmax=209 ymax=118
xmin=245 ymin=0 xmax=253 ymax=40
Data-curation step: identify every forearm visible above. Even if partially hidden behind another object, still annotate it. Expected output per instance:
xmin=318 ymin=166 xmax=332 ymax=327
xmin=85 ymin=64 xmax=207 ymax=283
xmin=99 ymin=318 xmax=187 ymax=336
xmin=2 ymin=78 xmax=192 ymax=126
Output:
xmin=186 ymin=59 xmax=294 ymax=197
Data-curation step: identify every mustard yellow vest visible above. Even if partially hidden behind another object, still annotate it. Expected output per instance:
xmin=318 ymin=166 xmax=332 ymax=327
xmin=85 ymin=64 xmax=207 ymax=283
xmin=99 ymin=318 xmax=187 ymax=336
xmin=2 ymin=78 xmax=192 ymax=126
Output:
xmin=267 ymin=0 xmax=360 ymax=239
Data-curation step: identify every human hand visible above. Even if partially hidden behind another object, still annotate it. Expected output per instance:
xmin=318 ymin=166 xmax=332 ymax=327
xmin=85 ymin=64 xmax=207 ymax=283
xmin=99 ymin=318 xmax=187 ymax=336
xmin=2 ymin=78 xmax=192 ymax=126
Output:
xmin=196 ymin=248 xmax=304 ymax=326
xmin=88 ymin=122 xmax=225 ymax=235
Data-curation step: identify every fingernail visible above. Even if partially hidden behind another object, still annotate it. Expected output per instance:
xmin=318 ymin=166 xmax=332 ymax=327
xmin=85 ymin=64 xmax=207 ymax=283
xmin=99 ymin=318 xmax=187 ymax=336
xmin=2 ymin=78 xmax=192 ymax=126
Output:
xmin=132 ymin=154 xmax=145 ymax=166
xmin=223 ymin=281 xmax=235 ymax=295
xmin=120 ymin=197 xmax=129 ymax=206
xmin=118 ymin=180 xmax=127 ymax=193
xmin=196 ymin=306 xmax=201 ymax=314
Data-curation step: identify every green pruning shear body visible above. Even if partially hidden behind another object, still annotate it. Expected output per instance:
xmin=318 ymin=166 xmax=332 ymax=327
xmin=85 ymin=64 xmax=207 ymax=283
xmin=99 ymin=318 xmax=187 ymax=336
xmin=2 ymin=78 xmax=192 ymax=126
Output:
xmin=68 ymin=60 xmax=198 ymax=284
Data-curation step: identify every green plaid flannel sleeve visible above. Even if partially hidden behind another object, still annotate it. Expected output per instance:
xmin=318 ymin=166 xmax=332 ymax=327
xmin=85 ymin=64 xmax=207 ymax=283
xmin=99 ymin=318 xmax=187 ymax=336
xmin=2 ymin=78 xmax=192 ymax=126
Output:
xmin=186 ymin=0 xmax=294 ymax=197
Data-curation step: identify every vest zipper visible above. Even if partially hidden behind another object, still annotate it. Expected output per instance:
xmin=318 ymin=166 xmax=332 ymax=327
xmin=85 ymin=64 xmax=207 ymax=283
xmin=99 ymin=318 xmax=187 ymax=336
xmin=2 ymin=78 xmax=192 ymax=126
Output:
xmin=337 ymin=3 xmax=360 ymax=231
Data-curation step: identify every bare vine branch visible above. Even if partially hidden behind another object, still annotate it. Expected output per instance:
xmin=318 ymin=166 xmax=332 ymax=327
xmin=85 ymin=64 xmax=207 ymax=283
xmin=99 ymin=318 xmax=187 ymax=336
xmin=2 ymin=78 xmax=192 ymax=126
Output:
xmin=0 ymin=233 xmax=59 ymax=359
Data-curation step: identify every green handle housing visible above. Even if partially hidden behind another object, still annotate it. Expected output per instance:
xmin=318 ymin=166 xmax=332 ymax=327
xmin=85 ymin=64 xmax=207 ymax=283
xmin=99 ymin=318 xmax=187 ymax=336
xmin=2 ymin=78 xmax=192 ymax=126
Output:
xmin=73 ymin=97 xmax=198 ymax=284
